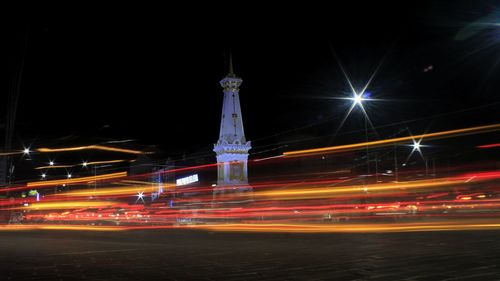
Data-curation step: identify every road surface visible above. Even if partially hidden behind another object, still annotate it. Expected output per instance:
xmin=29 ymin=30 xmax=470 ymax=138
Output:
xmin=1 ymin=229 xmax=499 ymax=280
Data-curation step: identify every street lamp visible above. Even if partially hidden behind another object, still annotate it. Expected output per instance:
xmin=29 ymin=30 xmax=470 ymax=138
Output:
xmin=136 ymin=191 xmax=145 ymax=204
xmin=348 ymin=91 xmax=373 ymax=177
xmin=412 ymin=140 xmax=421 ymax=152
xmin=350 ymin=93 xmax=365 ymax=106
xmin=404 ymin=137 xmax=429 ymax=177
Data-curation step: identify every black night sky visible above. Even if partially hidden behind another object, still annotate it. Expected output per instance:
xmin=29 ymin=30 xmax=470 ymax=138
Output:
xmin=7 ymin=1 xmax=500 ymax=158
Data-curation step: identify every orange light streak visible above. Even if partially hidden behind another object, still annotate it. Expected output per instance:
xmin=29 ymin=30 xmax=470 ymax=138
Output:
xmin=17 ymin=201 xmax=118 ymax=210
xmin=3 ymin=220 xmax=500 ymax=233
xmin=200 ymin=220 xmax=500 ymax=233
xmin=284 ymin=124 xmax=500 ymax=157
xmin=27 ymin=171 xmax=127 ymax=187
xmin=37 ymin=145 xmax=143 ymax=154
xmin=252 ymin=179 xmax=463 ymax=200
xmin=35 ymin=160 xmax=128 ymax=170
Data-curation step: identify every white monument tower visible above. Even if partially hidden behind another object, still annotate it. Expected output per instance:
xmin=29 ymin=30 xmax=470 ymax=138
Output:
xmin=213 ymin=55 xmax=251 ymax=192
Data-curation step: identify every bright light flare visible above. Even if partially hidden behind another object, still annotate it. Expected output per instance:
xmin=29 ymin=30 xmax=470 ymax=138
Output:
xmin=412 ymin=140 xmax=421 ymax=151
xmin=136 ymin=191 xmax=145 ymax=203
xmin=351 ymin=93 xmax=365 ymax=106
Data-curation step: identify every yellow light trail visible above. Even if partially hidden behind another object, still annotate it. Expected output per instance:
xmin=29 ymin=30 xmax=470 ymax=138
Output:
xmin=37 ymin=145 xmax=143 ymax=154
xmin=0 ymin=151 xmax=23 ymax=156
xmin=85 ymin=159 xmax=128 ymax=165
xmin=17 ymin=201 xmax=117 ymax=210
xmin=251 ymin=179 xmax=462 ymax=200
xmin=34 ymin=160 xmax=128 ymax=170
xmin=119 ymin=180 xmax=156 ymax=185
xmin=284 ymin=124 xmax=500 ymax=157
xmin=27 ymin=172 xmax=127 ymax=187
xmin=200 ymin=220 xmax=500 ymax=233
xmin=2 ymin=219 xmax=500 ymax=233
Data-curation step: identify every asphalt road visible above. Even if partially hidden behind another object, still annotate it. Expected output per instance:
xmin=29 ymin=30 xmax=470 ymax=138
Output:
xmin=1 ymin=229 xmax=499 ymax=280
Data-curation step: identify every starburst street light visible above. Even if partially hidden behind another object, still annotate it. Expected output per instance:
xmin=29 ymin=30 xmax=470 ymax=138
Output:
xmin=23 ymin=148 xmax=30 ymax=155
xmin=351 ymin=93 xmax=365 ymax=106
xmin=412 ymin=140 xmax=422 ymax=152
xmin=82 ymin=161 xmax=88 ymax=167
xmin=329 ymin=48 xmax=385 ymax=139
xmin=136 ymin=191 xmax=145 ymax=203
xmin=403 ymin=137 xmax=426 ymax=166
xmin=49 ymin=161 xmax=54 ymax=166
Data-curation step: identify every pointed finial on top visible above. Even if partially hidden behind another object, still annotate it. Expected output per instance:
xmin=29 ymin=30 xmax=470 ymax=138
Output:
xmin=229 ymin=51 xmax=234 ymax=75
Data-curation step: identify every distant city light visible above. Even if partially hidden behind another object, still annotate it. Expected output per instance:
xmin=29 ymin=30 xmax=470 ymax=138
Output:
xmin=41 ymin=173 xmax=46 ymax=179
xmin=23 ymin=148 xmax=30 ymax=154
xmin=67 ymin=174 xmax=72 ymax=178
xmin=82 ymin=162 xmax=88 ymax=167
xmin=49 ymin=161 xmax=54 ymax=166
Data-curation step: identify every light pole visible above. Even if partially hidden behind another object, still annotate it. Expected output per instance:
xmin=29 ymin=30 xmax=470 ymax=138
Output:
xmin=364 ymin=115 xmax=370 ymax=176
xmin=349 ymin=92 xmax=373 ymax=180
xmin=394 ymin=144 xmax=399 ymax=182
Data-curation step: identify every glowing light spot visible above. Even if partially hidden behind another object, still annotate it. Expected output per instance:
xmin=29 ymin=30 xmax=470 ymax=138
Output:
xmin=352 ymin=94 xmax=364 ymax=105
xmin=137 ymin=191 xmax=144 ymax=200
xmin=412 ymin=140 xmax=421 ymax=151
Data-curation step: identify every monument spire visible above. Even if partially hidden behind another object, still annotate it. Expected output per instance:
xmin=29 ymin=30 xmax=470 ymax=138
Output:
xmin=214 ymin=55 xmax=251 ymax=189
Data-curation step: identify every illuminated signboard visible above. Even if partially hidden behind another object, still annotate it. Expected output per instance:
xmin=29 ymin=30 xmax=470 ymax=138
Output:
xmin=176 ymin=174 xmax=199 ymax=186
